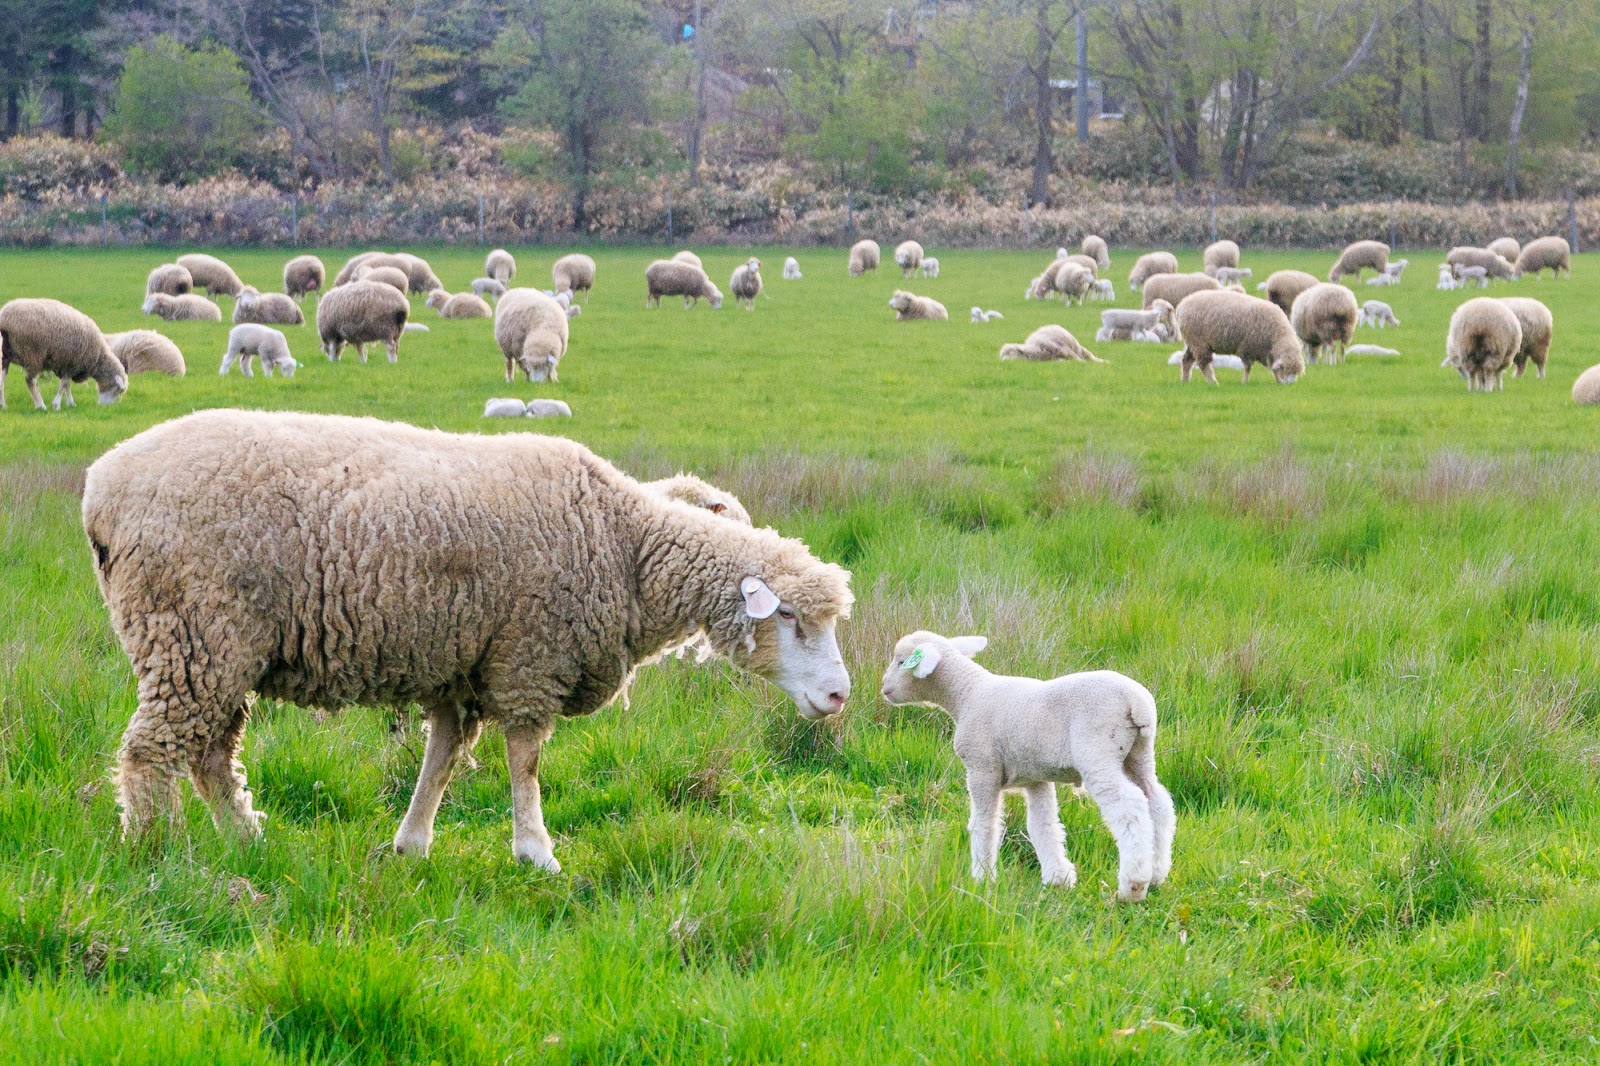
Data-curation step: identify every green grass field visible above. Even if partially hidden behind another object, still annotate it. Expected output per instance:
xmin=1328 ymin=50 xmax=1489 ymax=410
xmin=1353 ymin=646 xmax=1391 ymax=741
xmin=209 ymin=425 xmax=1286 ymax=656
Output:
xmin=4 ymin=245 xmax=1600 ymax=1064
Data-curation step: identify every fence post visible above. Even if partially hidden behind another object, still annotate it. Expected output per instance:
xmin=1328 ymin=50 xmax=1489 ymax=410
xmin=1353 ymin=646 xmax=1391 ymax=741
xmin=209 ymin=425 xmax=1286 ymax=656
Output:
xmin=291 ymin=194 xmax=299 ymax=247
xmin=668 ymin=198 xmax=674 ymax=244
xmin=1024 ymin=201 xmax=1032 ymax=247
xmin=846 ymin=191 xmax=854 ymax=242
xmin=100 ymin=192 xmax=108 ymax=245
xmin=477 ymin=194 xmax=486 ymax=245
xmin=1569 ymin=188 xmax=1580 ymax=254
xmin=1209 ymin=192 xmax=1217 ymax=244
xmin=1389 ymin=200 xmax=1397 ymax=250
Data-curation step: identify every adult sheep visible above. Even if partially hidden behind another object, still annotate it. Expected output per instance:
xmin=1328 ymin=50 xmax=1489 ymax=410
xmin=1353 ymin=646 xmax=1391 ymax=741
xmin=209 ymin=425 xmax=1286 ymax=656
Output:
xmin=486 ymin=248 xmax=517 ymax=284
xmin=283 ymin=256 xmax=326 ymax=302
xmin=316 ymin=280 xmax=410 ymax=364
xmin=1173 ymin=289 xmax=1304 ymax=385
xmin=1202 ymin=240 xmax=1240 ymax=277
xmin=1514 ymin=236 xmax=1571 ymax=279
xmin=356 ymin=265 xmax=412 ymax=296
xmin=143 ymin=293 xmax=223 ymax=322
xmin=671 ymin=250 xmax=703 ymax=269
xmin=335 ymin=252 xmax=441 ymax=294
xmin=105 ymin=331 xmax=186 ymax=377
xmin=1 ymin=298 xmax=128 ymax=410
xmin=1051 ymin=262 xmax=1095 ymax=305
xmin=1128 ymin=252 xmax=1179 ymax=292
xmin=425 ymin=290 xmax=494 ymax=319
xmin=85 ymin=410 xmax=854 ymax=869
xmin=1081 ymin=235 xmax=1110 ymax=271
xmin=176 ymin=254 xmax=245 ymax=298
xmin=730 ymin=257 xmax=763 ymax=310
xmin=1141 ymin=272 xmax=1219 ymax=313
xmin=848 ymin=239 xmax=881 ymax=276
xmin=1487 ymin=238 xmax=1521 ymax=263
xmin=1328 ymin=240 xmax=1389 ymax=283
xmin=1443 ymin=297 xmax=1522 ymax=391
xmin=888 ymin=290 xmax=948 ymax=321
xmin=1262 ymin=269 xmax=1320 ymax=317
xmin=233 ymin=286 xmax=306 ymax=327
xmin=1573 ymin=365 xmax=1600 ymax=405
xmin=1446 ymin=247 xmax=1514 ymax=282
xmin=999 ymin=325 xmax=1102 ymax=363
xmin=551 ymin=253 xmax=596 ymax=302
xmin=495 ymin=288 xmax=569 ymax=382
xmin=1499 ymin=296 xmax=1553 ymax=379
xmin=1289 ymin=283 xmax=1359 ymax=365
xmin=894 ymin=241 xmax=924 ymax=278
xmin=146 ymin=264 xmax=193 ymax=298
xmin=645 ymin=260 xmax=723 ymax=309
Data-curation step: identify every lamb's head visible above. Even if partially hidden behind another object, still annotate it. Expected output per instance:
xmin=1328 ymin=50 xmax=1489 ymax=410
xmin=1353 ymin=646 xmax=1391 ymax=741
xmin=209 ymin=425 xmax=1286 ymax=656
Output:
xmin=648 ymin=474 xmax=753 ymax=526
xmin=732 ymin=562 xmax=853 ymax=720
xmin=971 ymin=306 xmax=984 ymax=322
xmin=880 ymin=630 xmax=988 ymax=708
xmin=1150 ymin=298 xmax=1176 ymax=337
xmin=518 ymin=330 xmax=562 ymax=382
xmin=140 ymin=294 xmax=169 ymax=316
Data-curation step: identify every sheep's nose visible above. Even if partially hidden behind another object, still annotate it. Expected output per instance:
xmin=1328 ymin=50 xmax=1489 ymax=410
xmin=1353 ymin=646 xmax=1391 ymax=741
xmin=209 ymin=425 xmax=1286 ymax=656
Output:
xmin=824 ymin=691 xmax=847 ymax=712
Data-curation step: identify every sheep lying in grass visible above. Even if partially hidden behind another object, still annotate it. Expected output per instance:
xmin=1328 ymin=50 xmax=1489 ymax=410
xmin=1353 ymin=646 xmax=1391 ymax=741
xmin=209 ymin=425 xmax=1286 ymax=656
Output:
xmin=920 ymin=257 xmax=940 ymax=278
xmin=1358 ymin=300 xmax=1399 ymax=329
xmin=220 ymin=324 xmax=298 ymax=378
xmin=849 ymin=239 xmax=880 ymax=276
xmin=730 ymin=258 xmax=763 ymax=310
xmin=316 ymin=280 xmax=410 ymax=364
xmin=1098 ymin=326 xmax=1163 ymax=343
xmin=496 ymin=288 xmax=569 ymax=382
xmin=894 ymin=240 xmax=924 ymax=278
xmin=0 ymin=298 xmax=128 ymax=410
xmin=888 ymin=291 xmax=948 ymax=321
xmin=105 ymin=331 xmax=186 ymax=377
xmin=1263 ymin=270 xmax=1320 ymax=317
xmin=1128 ymin=252 xmax=1178 ymax=292
xmin=879 ymin=632 xmax=1174 ymax=900
xmin=1213 ymin=266 xmax=1251 ymax=287
xmin=233 ymin=286 xmax=305 ymax=327
xmin=999 ymin=324 xmax=1101 ymax=362
xmin=1365 ymin=272 xmax=1398 ymax=287
xmin=970 ymin=307 xmax=1004 ymax=323
xmin=1101 ymin=301 xmax=1174 ymax=341
xmin=1346 ymin=344 xmax=1400 ymax=357
xmin=283 ymin=256 xmax=325 ymax=302
xmin=1088 ymin=278 xmax=1115 ymax=302
xmin=1173 ymin=289 xmax=1303 ymax=384
xmin=1081 ymin=234 xmax=1110 ymax=271
xmin=426 ymin=291 xmax=494 ymax=319
xmin=1328 ymin=240 xmax=1389 ymax=283
xmin=551 ymin=253 xmax=596 ymax=302
xmin=486 ymin=248 xmax=516 ymax=284
xmin=1442 ymin=297 xmax=1522 ymax=391
xmin=783 ymin=257 xmax=802 ymax=280
xmin=482 ymin=397 xmax=574 ymax=419
xmin=1202 ymin=239 xmax=1240 ymax=277
xmin=143 ymin=293 xmax=223 ymax=322
xmin=1291 ymin=283 xmax=1359 ymax=365
xmin=1573 ymin=365 xmax=1600 ymax=405
xmin=146 ymin=263 xmax=193 ymax=297
xmin=176 ymin=254 xmax=244 ymax=298
xmin=1514 ymin=236 xmax=1571 ymax=279
xmin=1500 ymin=296 xmax=1553 ymax=379
xmin=1436 ymin=264 xmax=1461 ymax=291
xmin=471 ymin=278 xmax=508 ymax=301
xmin=646 ymin=259 xmax=723 ymax=309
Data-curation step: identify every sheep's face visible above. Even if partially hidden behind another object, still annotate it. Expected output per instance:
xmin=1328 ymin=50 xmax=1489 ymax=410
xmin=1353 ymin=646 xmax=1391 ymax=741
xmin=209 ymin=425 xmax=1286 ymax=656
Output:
xmin=888 ymin=292 xmax=911 ymax=311
xmin=98 ymin=371 xmax=128 ymax=405
xmin=425 ymin=290 xmax=448 ymax=311
xmin=273 ymin=355 xmax=299 ymax=378
xmin=880 ymin=631 xmax=987 ymax=708
xmin=1271 ymin=338 xmax=1305 ymax=384
xmin=140 ymin=294 xmax=165 ymax=316
xmin=706 ymin=286 xmax=724 ymax=309
xmin=737 ymin=577 xmax=850 ymax=719
xmin=519 ymin=345 xmax=559 ymax=382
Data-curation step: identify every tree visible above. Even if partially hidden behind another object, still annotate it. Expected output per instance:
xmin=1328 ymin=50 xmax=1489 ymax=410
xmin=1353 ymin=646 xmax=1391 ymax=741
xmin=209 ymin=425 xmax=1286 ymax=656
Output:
xmin=101 ymin=35 xmax=262 ymax=181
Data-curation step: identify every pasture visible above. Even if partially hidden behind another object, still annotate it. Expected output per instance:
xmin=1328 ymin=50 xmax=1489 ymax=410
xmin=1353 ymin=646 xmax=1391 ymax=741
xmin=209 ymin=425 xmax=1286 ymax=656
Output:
xmin=3 ymin=245 xmax=1600 ymax=1063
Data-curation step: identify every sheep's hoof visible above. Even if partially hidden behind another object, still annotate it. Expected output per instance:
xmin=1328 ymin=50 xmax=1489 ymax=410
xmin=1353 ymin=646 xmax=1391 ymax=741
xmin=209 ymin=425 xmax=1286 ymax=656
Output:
xmin=1042 ymin=864 xmax=1077 ymax=889
xmin=513 ymin=845 xmax=561 ymax=873
xmin=392 ymin=830 xmax=433 ymax=857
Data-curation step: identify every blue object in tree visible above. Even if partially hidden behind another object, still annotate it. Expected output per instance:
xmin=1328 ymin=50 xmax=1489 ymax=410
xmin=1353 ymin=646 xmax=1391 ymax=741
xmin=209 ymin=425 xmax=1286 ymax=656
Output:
xmin=682 ymin=23 xmax=695 ymax=39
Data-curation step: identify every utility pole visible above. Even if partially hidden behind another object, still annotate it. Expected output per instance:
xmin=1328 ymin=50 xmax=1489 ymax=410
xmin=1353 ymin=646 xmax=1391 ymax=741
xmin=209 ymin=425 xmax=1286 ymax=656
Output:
xmin=689 ymin=0 xmax=707 ymax=187
xmin=1075 ymin=7 xmax=1089 ymax=143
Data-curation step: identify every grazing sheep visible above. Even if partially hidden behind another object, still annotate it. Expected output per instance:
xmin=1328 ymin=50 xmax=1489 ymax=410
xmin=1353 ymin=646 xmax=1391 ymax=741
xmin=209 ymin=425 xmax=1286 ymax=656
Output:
xmin=551 ymin=253 xmax=597 ymax=302
xmin=782 ymin=257 xmax=802 ymax=280
xmin=1328 ymin=240 xmax=1390 ymax=283
xmin=1437 ymin=264 xmax=1462 ymax=291
xmin=671 ymin=250 xmax=703 ymax=270
xmin=888 ymin=290 xmax=948 ymax=321
xmin=316 ymin=280 xmax=410 ymax=364
xmin=472 ymin=278 xmax=508 ymax=301
xmin=1128 ymin=252 xmax=1179 ymax=292
xmin=1573 ymin=365 xmax=1600 ymax=405
xmin=0 ymin=298 xmax=128 ymax=410
xmin=645 ymin=260 xmax=723 ymax=310
xmin=1141 ymin=272 xmax=1220 ymax=313
xmin=146 ymin=263 xmax=193 ymax=298
xmin=1290 ymin=283 xmax=1360 ymax=364
xmin=1202 ymin=239 xmax=1241 ymax=277
xmin=486 ymin=249 xmax=517 ymax=284
xmin=283 ymin=256 xmax=326 ymax=302
xmin=1081 ymin=234 xmax=1110 ymax=271
xmin=1443 ymin=297 xmax=1522 ymax=391
xmin=1345 ymin=344 xmax=1400 ymax=357
xmin=1457 ymin=266 xmax=1490 ymax=288
xmin=495 ymin=288 xmax=569 ymax=383
xmin=730 ymin=257 xmax=763 ymax=310
xmin=175 ymin=254 xmax=245 ymax=298
xmin=425 ymin=290 xmax=494 ymax=319
xmin=645 ymin=474 xmax=752 ymax=525
xmin=1173 ymin=289 xmax=1304 ymax=384
xmin=920 ymin=257 xmax=940 ymax=279
xmin=356 ymin=265 xmax=412 ymax=296
xmin=999 ymin=324 xmax=1101 ymax=362
xmin=220 ymin=324 xmax=298 ymax=378
xmin=1514 ymin=236 xmax=1571 ymax=279
xmin=1487 ymin=238 xmax=1521 ymax=263
xmin=1213 ymin=266 xmax=1252 ymax=287
xmin=894 ymin=240 xmax=924 ymax=278
xmin=233 ymin=286 xmax=305 ymax=327
xmin=105 ymin=331 xmax=186 ymax=377
xmin=1448 ymin=247 xmax=1514 ymax=282
xmin=970 ymin=307 xmax=1004 ymax=323
xmin=142 ymin=293 xmax=223 ymax=323
xmin=1102 ymin=301 xmax=1175 ymax=341
xmin=1168 ymin=350 xmax=1245 ymax=370
xmin=86 ymin=410 xmax=854 ymax=867
xmin=1088 ymin=278 xmax=1116 ymax=302
xmin=335 ymin=252 xmax=440 ymax=294
xmin=1357 ymin=300 xmax=1400 ymax=329
xmin=1499 ymin=296 xmax=1554 ymax=379
xmin=1052 ymin=262 xmax=1095 ymax=305
xmin=849 ymin=239 xmax=881 ymax=276
xmin=879 ymin=632 xmax=1173 ymax=900
xmin=1263 ymin=270 xmax=1320 ymax=317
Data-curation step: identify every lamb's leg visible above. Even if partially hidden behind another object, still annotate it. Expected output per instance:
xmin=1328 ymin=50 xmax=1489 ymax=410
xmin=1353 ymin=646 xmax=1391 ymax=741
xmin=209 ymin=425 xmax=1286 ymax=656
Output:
xmin=242 ymin=353 xmax=255 ymax=378
xmin=1023 ymin=782 xmax=1075 ymax=887
xmin=965 ymin=770 xmax=1003 ymax=881
xmin=1081 ymin=767 xmax=1155 ymax=901
xmin=1125 ymin=735 xmax=1175 ymax=887
xmin=188 ymin=703 xmax=264 ymax=839
xmin=392 ymin=702 xmax=464 ymax=857
xmin=505 ymin=722 xmax=560 ymax=871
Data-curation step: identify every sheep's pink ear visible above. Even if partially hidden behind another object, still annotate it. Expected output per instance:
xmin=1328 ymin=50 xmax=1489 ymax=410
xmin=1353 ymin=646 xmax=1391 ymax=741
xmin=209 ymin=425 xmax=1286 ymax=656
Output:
xmin=741 ymin=577 xmax=779 ymax=619
xmin=948 ymin=636 xmax=987 ymax=658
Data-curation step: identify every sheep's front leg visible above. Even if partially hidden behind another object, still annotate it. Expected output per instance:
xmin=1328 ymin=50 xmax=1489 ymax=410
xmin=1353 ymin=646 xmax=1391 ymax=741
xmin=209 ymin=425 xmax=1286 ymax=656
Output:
xmin=1024 ymin=782 xmax=1075 ymax=887
xmin=26 ymin=373 xmax=46 ymax=410
xmin=965 ymin=770 xmax=1004 ymax=881
xmin=51 ymin=378 xmax=74 ymax=409
xmin=393 ymin=702 xmax=464 ymax=857
xmin=506 ymin=723 xmax=560 ymax=872
xmin=384 ymin=339 xmax=399 ymax=364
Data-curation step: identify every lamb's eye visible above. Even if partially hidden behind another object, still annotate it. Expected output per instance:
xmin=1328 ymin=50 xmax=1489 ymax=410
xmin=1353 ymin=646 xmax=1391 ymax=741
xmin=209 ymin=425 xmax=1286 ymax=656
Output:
xmin=776 ymin=606 xmax=796 ymax=621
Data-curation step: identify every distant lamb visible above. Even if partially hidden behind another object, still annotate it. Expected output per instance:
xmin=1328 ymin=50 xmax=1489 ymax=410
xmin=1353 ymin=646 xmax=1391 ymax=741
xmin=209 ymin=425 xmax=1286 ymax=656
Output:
xmin=999 ymin=325 xmax=1101 ymax=362
xmin=888 ymin=290 xmax=947 ymax=321
xmin=970 ymin=307 xmax=1004 ymax=323
xmin=1213 ymin=266 xmax=1252 ymax=287
xmin=1328 ymin=240 xmax=1389 ymax=283
xmin=1088 ymin=278 xmax=1115 ymax=302
xmin=1168 ymin=350 xmax=1245 ymax=370
xmin=483 ymin=397 xmax=573 ymax=419
xmin=1442 ymin=297 xmax=1522 ymax=391
xmin=1514 ymin=236 xmax=1571 ymax=279
xmin=920 ymin=257 xmax=940 ymax=279
xmin=220 ymin=324 xmax=298 ymax=378
xmin=1345 ymin=344 xmax=1400 ymax=357
xmin=879 ymin=632 xmax=1174 ymax=901
xmin=1357 ymin=300 xmax=1400 ymax=329
xmin=1098 ymin=326 xmax=1163 ymax=343
xmin=849 ymin=240 xmax=881 ymax=276
xmin=1436 ymin=264 xmax=1461 ymax=291
xmin=782 ymin=257 xmax=802 ymax=280
xmin=894 ymin=240 xmax=924 ymax=278
xmin=1456 ymin=266 xmax=1490 ymax=288
xmin=1101 ymin=301 xmax=1174 ymax=341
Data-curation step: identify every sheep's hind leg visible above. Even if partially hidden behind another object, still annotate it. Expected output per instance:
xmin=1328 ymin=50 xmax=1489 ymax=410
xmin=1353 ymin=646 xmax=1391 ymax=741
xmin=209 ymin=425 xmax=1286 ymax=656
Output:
xmin=189 ymin=702 xmax=264 ymax=839
xmin=392 ymin=701 xmax=466 ymax=857
xmin=1126 ymin=739 xmax=1176 ymax=888
xmin=51 ymin=378 xmax=74 ymax=410
xmin=115 ymin=706 xmax=188 ymax=837
xmin=1023 ymin=782 xmax=1075 ymax=887
xmin=965 ymin=770 xmax=1004 ymax=881
xmin=1081 ymin=767 xmax=1155 ymax=902
xmin=506 ymin=721 xmax=560 ymax=872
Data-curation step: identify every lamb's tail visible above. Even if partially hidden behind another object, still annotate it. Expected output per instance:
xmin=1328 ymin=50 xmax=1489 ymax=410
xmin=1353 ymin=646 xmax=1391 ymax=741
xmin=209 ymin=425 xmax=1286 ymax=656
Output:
xmin=1123 ymin=688 xmax=1159 ymax=790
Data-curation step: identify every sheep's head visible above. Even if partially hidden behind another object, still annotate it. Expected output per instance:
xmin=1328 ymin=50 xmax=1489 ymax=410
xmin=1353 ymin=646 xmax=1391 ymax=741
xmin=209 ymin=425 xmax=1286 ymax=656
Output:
xmin=732 ymin=564 xmax=853 ymax=719
xmin=746 ymin=257 xmax=761 ymax=272
xmin=705 ymin=283 xmax=723 ymax=309
xmin=880 ymin=631 xmax=988 ymax=708
xmin=1029 ymin=275 xmax=1052 ymax=299
xmin=140 ymin=294 xmax=167 ymax=316
xmin=518 ymin=331 xmax=562 ymax=382
xmin=888 ymin=291 xmax=912 ymax=311
xmin=425 ymin=290 xmax=448 ymax=311
xmin=237 ymin=286 xmax=260 ymax=305
xmin=1270 ymin=333 xmax=1305 ymax=384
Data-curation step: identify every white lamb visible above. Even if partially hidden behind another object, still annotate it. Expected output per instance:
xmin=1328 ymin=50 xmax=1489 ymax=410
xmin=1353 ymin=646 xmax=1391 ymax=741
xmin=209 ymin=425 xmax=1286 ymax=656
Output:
xmin=1457 ymin=266 xmax=1490 ymax=288
xmin=1025 ymin=275 xmax=1044 ymax=300
xmin=1168 ymin=350 xmax=1245 ymax=371
xmin=1088 ymin=278 xmax=1115 ymax=302
xmin=782 ymin=257 xmax=802 ymax=280
xmin=483 ymin=398 xmax=529 ymax=418
xmin=1365 ymin=273 xmax=1398 ymax=287
xmin=1385 ymin=259 xmax=1409 ymax=279
xmin=220 ymin=324 xmax=298 ymax=378
xmin=879 ymin=632 xmax=1175 ymax=901
xmin=920 ymin=257 xmax=940 ymax=279
xmin=1358 ymin=301 xmax=1400 ymax=329
xmin=1437 ymin=264 xmax=1461 ymax=291
xmin=1097 ymin=326 xmax=1162 ymax=343
xmin=1346 ymin=344 xmax=1400 ymax=357
xmin=1213 ymin=267 xmax=1252 ymax=287
xmin=970 ymin=307 xmax=1004 ymax=323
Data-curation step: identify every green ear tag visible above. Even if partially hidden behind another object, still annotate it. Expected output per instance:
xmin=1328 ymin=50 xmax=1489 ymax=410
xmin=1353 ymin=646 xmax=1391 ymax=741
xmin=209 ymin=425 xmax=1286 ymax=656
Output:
xmin=902 ymin=648 xmax=924 ymax=672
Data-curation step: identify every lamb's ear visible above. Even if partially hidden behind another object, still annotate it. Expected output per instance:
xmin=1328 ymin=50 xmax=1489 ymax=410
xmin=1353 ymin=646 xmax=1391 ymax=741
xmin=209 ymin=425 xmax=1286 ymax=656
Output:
xmin=740 ymin=577 xmax=780 ymax=619
xmin=905 ymin=644 xmax=942 ymax=678
xmin=948 ymin=636 xmax=988 ymax=657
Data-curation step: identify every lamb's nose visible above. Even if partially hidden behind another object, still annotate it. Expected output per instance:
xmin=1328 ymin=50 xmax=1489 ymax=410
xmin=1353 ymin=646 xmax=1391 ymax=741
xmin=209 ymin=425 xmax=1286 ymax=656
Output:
xmin=825 ymin=691 xmax=847 ymax=711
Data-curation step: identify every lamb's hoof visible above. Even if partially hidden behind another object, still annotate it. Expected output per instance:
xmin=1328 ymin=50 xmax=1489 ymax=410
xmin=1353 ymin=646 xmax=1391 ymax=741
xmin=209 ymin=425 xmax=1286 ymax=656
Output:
xmin=513 ymin=843 xmax=561 ymax=873
xmin=1042 ymin=864 xmax=1078 ymax=889
xmin=1118 ymin=880 xmax=1149 ymax=903
xmin=392 ymin=830 xmax=432 ymax=857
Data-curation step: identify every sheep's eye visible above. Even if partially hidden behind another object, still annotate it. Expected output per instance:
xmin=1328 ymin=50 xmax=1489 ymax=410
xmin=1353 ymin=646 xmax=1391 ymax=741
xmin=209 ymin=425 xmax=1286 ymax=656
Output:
xmin=776 ymin=606 xmax=796 ymax=621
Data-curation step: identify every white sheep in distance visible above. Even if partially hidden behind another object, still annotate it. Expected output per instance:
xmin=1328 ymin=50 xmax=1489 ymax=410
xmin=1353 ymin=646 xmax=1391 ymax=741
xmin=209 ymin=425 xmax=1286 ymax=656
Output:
xmin=176 ymin=253 xmax=245 ymax=298
xmin=1365 ymin=272 xmax=1398 ymax=287
xmin=85 ymin=410 xmax=854 ymax=867
xmin=848 ymin=239 xmax=880 ymax=276
xmin=1437 ymin=264 xmax=1461 ymax=290
xmin=146 ymin=263 xmax=193 ymax=297
xmin=233 ymin=286 xmax=306 ymax=327
xmin=920 ymin=257 xmax=940 ymax=278
xmin=645 ymin=259 xmax=723 ymax=309
xmin=970 ymin=307 xmax=1004 ymax=323
xmin=1290 ymin=283 xmax=1360 ymax=365
xmin=1447 ymin=247 xmax=1515 ymax=282
xmin=551 ymin=253 xmax=597 ymax=302
xmin=1358 ymin=300 xmax=1400 ymax=329
xmin=1128 ymin=251 xmax=1179 ymax=292
xmin=1500 ymin=296 xmax=1554 ymax=379
xmin=1168 ymin=350 xmax=1245 ymax=370
xmin=1345 ymin=344 xmax=1400 ymax=357
xmin=894 ymin=240 xmax=924 ymax=278
xmin=1443 ymin=297 xmax=1522 ymax=391
xmin=782 ymin=257 xmax=802 ymax=280
xmin=1080 ymin=234 xmax=1110 ymax=271
xmin=315 ymin=280 xmax=410 ymax=364
xmin=1088 ymin=278 xmax=1115 ymax=302
xmin=220 ymin=324 xmax=299 ymax=378
xmin=879 ymin=632 xmax=1174 ymax=901
xmin=730 ymin=257 xmax=763 ymax=310
xmin=486 ymin=248 xmax=517 ymax=284
xmin=1514 ymin=236 xmax=1571 ymax=279
xmin=0 ymin=298 xmax=128 ymax=410
xmin=142 ymin=293 xmax=223 ymax=322
xmin=1328 ymin=240 xmax=1390 ymax=283
xmin=1051 ymin=262 xmax=1095 ymax=305
xmin=999 ymin=325 xmax=1101 ymax=362
xmin=283 ymin=255 xmax=326 ymax=302
xmin=888 ymin=290 xmax=948 ymax=321
xmin=1202 ymin=239 xmax=1241 ymax=277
